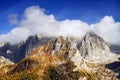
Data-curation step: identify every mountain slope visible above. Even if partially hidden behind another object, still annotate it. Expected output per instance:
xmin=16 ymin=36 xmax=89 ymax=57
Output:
xmin=0 ymin=33 xmax=118 ymax=80
xmin=0 ymin=56 xmax=14 ymax=74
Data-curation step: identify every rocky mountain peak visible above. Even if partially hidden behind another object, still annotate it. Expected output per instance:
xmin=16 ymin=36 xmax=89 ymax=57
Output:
xmin=44 ymin=33 xmax=117 ymax=65
xmin=53 ymin=36 xmax=72 ymax=50
xmin=6 ymin=34 xmax=118 ymax=80
xmin=25 ymin=35 xmax=51 ymax=55
xmin=47 ymin=36 xmax=78 ymax=58
xmin=80 ymin=32 xmax=114 ymax=63
xmin=84 ymin=32 xmax=109 ymax=49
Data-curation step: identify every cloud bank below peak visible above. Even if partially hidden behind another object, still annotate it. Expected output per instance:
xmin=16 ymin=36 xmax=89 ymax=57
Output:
xmin=0 ymin=6 xmax=120 ymax=46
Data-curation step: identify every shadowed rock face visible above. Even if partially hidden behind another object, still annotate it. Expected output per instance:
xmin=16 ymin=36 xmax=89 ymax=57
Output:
xmin=106 ymin=61 xmax=120 ymax=79
xmin=0 ymin=35 xmax=51 ymax=63
xmin=0 ymin=42 xmax=26 ymax=63
xmin=110 ymin=45 xmax=120 ymax=54
xmin=25 ymin=35 xmax=51 ymax=55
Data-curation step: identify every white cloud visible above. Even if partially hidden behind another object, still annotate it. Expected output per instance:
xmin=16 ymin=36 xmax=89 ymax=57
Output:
xmin=0 ymin=28 xmax=31 ymax=44
xmin=0 ymin=6 xmax=120 ymax=46
xmin=20 ymin=6 xmax=90 ymax=38
xmin=91 ymin=16 xmax=120 ymax=45
xmin=59 ymin=20 xmax=90 ymax=38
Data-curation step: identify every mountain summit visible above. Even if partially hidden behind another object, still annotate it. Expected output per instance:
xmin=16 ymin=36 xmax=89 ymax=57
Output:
xmin=80 ymin=32 xmax=115 ymax=63
xmin=0 ymin=32 xmax=119 ymax=80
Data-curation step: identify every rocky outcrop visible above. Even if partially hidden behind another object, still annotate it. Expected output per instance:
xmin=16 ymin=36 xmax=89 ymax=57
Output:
xmin=0 ymin=56 xmax=14 ymax=74
xmin=0 ymin=56 xmax=14 ymax=68
xmin=48 ymin=36 xmax=88 ymax=71
xmin=0 ymin=32 xmax=119 ymax=79
xmin=25 ymin=35 xmax=50 ymax=55
xmin=0 ymin=42 xmax=26 ymax=63
xmin=0 ymin=35 xmax=51 ymax=63
xmin=48 ymin=32 xmax=117 ymax=66
xmin=0 ymin=32 xmax=117 ymax=64
xmin=6 ymin=33 xmax=118 ymax=80
xmin=79 ymin=32 xmax=116 ymax=63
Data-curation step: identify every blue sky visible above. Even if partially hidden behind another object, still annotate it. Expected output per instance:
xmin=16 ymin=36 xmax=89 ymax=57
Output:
xmin=0 ymin=0 xmax=120 ymax=34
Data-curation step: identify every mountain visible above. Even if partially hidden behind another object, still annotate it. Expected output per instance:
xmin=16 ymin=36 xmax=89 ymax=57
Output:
xmin=0 ymin=33 xmax=119 ymax=63
xmin=0 ymin=42 xmax=26 ymax=63
xmin=0 ymin=56 xmax=14 ymax=74
xmin=0 ymin=32 xmax=119 ymax=80
xmin=0 ymin=56 xmax=14 ymax=68
xmin=0 ymin=35 xmax=50 ymax=63
xmin=79 ymin=32 xmax=117 ymax=63
xmin=110 ymin=45 xmax=120 ymax=54
xmin=25 ymin=35 xmax=51 ymax=55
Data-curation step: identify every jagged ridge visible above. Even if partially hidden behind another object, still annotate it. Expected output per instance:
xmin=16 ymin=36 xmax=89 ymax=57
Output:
xmin=0 ymin=32 xmax=119 ymax=80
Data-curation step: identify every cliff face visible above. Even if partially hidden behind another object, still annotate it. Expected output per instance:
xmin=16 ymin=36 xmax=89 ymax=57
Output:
xmin=79 ymin=32 xmax=114 ymax=63
xmin=25 ymin=35 xmax=50 ymax=55
xmin=0 ymin=42 xmax=26 ymax=63
xmin=0 ymin=33 xmax=117 ymax=63
xmin=6 ymin=33 xmax=118 ymax=80
xmin=0 ymin=32 xmax=119 ymax=79
xmin=0 ymin=35 xmax=50 ymax=63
